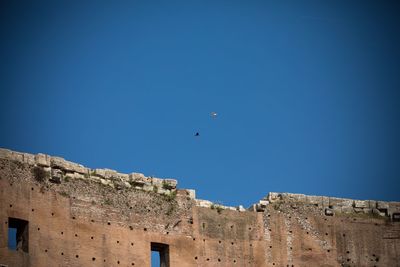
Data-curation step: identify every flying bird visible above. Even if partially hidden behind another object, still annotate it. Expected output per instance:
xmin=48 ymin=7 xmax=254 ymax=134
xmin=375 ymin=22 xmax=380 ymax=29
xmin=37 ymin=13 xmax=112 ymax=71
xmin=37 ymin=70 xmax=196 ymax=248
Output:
xmin=210 ymin=111 xmax=217 ymax=118
xmin=194 ymin=132 xmax=200 ymax=136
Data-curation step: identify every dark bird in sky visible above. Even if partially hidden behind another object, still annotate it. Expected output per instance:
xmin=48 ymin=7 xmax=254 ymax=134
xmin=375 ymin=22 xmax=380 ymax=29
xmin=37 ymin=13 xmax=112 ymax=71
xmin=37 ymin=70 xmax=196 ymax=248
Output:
xmin=194 ymin=132 xmax=200 ymax=136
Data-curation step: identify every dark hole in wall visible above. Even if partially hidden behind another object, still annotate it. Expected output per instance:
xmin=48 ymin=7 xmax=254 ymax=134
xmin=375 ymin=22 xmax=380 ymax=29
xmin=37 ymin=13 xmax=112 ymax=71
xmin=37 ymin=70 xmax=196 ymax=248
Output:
xmin=8 ymin=217 xmax=29 ymax=253
xmin=378 ymin=208 xmax=388 ymax=216
xmin=392 ymin=213 xmax=400 ymax=222
xmin=151 ymin=242 xmax=169 ymax=267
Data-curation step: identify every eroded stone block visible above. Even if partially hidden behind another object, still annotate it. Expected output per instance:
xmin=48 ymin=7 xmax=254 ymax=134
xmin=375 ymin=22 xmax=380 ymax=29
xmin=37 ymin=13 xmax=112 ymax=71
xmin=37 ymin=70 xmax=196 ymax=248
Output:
xmin=376 ymin=201 xmax=389 ymax=209
xmin=152 ymin=178 xmax=163 ymax=187
xmin=94 ymin=169 xmax=106 ymax=178
xmin=186 ymin=189 xmax=196 ymax=199
xmin=104 ymin=169 xmax=117 ymax=179
xmin=341 ymin=206 xmax=354 ymax=214
xmin=50 ymin=169 xmax=63 ymax=184
xmin=23 ymin=153 xmax=35 ymax=165
xmin=307 ymin=195 xmax=323 ymax=206
xmin=11 ymin=152 xmax=23 ymax=162
xmin=268 ymin=192 xmax=282 ymax=202
xmin=354 ymin=200 xmax=368 ymax=208
xmin=287 ymin=193 xmax=306 ymax=202
xmin=196 ymin=199 xmax=212 ymax=208
xmin=143 ymin=183 xmax=154 ymax=192
xmin=0 ymin=148 xmax=12 ymax=159
xmin=35 ymin=153 xmax=50 ymax=167
xmin=163 ymin=179 xmax=177 ymax=189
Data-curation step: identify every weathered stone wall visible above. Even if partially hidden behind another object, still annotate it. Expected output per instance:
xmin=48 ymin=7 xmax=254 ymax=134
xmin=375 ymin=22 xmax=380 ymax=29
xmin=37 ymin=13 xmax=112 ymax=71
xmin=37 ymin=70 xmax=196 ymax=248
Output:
xmin=0 ymin=149 xmax=265 ymax=267
xmin=258 ymin=193 xmax=400 ymax=267
xmin=0 ymin=148 xmax=399 ymax=267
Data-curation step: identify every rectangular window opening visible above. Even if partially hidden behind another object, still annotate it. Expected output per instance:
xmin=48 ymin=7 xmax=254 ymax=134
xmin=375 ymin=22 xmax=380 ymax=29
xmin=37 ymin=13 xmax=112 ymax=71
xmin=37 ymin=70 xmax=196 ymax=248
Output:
xmin=8 ymin=217 xmax=29 ymax=253
xmin=151 ymin=242 xmax=169 ymax=267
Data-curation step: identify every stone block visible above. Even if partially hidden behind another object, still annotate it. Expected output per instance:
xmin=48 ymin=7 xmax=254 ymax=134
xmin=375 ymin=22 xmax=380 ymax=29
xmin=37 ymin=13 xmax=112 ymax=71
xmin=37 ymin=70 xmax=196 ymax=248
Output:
xmin=186 ymin=189 xmax=196 ymax=199
xmin=11 ymin=152 xmax=23 ymax=162
xmin=196 ymin=199 xmax=212 ymax=208
xmin=114 ymin=180 xmax=129 ymax=190
xmin=94 ymin=169 xmax=106 ymax=178
xmin=163 ymin=179 xmax=177 ymax=189
xmin=50 ymin=157 xmax=87 ymax=174
xmin=152 ymin=178 xmax=163 ymax=187
xmin=23 ymin=153 xmax=35 ymax=165
xmin=68 ymin=163 xmax=87 ymax=174
xmin=341 ymin=206 xmax=354 ymax=214
xmin=35 ymin=153 xmax=50 ymax=167
xmin=287 ymin=193 xmax=306 ymax=202
xmin=117 ymin=173 xmax=129 ymax=181
xmin=376 ymin=201 xmax=389 ymax=209
xmin=388 ymin=202 xmax=400 ymax=209
xmin=372 ymin=208 xmax=385 ymax=216
xmin=50 ymin=169 xmax=63 ymax=184
xmin=362 ymin=208 xmax=372 ymax=214
xmin=50 ymin=157 xmax=68 ymax=170
xmin=65 ymin=172 xmax=75 ymax=180
xmin=100 ymin=178 xmax=111 ymax=186
xmin=268 ymin=192 xmax=282 ymax=202
xmin=369 ymin=200 xmax=377 ymax=209
xmin=0 ymin=148 xmax=12 ymax=159
xmin=354 ymin=200 xmax=368 ymax=208
xmin=88 ymin=176 xmax=99 ymax=183
xmin=157 ymin=188 xmax=170 ymax=195
xmin=329 ymin=197 xmax=353 ymax=207
xmin=74 ymin=173 xmax=85 ymax=180
xmin=307 ymin=195 xmax=323 ymax=206
xmin=104 ymin=169 xmax=117 ymax=179
xmin=130 ymin=173 xmax=152 ymax=183
xmin=143 ymin=183 xmax=154 ymax=192
xmin=237 ymin=205 xmax=246 ymax=212
xmin=354 ymin=208 xmax=364 ymax=213
xmin=130 ymin=172 xmax=145 ymax=179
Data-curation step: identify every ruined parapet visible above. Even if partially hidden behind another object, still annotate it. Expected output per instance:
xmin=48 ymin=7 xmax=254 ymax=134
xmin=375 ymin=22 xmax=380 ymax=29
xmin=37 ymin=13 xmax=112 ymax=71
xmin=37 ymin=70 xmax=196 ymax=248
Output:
xmin=0 ymin=148 xmax=245 ymax=213
xmin=0 ymin=148 xmax=178 ymax=197
xmin=259 ymin=192 xmax=400 ymax=221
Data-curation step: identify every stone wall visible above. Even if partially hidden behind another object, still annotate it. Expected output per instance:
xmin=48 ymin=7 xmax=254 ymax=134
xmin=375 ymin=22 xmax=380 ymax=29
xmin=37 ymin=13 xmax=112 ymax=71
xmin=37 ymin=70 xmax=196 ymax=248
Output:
xmin=0 ymin=148 xmax=179 ymax=197
xmin=251 ymin=192 xmax=400 ymax=219
xmin=0 ymin=148 xmax=265 ymax=267
xmin=0 ymin=148 xmax=399 ymax=267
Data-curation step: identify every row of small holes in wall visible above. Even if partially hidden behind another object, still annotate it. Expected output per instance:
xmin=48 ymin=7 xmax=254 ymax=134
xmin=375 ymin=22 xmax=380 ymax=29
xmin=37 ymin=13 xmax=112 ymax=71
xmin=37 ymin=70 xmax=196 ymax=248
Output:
xmin=41 ymin=250 xmax=135 ymax=265
xmin=57 ymin=231 xmax=134 ymax=247
xmin=11 ymin=202 xmax=142 ymax=246
xmin=194 ymin=257 xmax=239 ymax=263
xmin=192 ymin=238 xmax=237 ymax=246
xmin=8 ymin=202 xmax=160 ymax=233
xmin=35 ymin=225 xmax=135 ymax=247
xmin=201 ymin=223 xmax=254 ymax=231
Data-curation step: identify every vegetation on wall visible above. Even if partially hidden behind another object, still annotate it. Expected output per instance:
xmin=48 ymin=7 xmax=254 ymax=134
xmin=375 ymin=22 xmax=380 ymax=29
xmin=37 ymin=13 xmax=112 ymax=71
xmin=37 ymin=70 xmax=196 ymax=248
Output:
xmin=32 ymin=166 xmax=49 ymax=182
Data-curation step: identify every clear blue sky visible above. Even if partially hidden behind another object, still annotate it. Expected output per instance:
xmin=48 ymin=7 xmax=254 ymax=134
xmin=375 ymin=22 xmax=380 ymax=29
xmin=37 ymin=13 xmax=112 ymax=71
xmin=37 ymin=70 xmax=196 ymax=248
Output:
xmin=1 ymin=1 xmax=399 ymax=208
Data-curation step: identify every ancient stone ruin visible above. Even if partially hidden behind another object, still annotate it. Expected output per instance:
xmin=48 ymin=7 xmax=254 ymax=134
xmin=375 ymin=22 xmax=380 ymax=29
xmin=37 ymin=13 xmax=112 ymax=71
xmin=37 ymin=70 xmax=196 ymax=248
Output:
xmin=0 ymin=148 xmax=399 ymax=266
